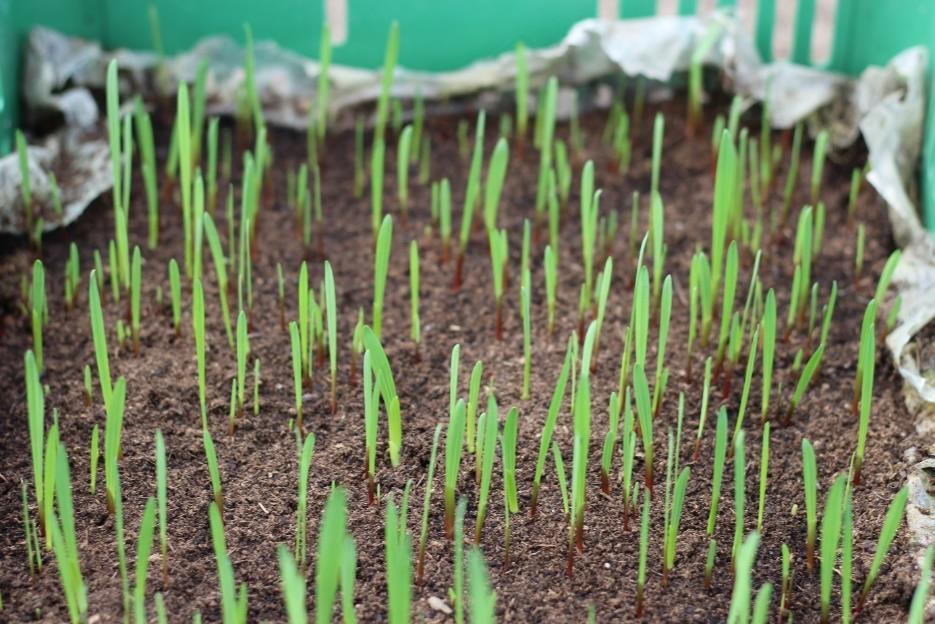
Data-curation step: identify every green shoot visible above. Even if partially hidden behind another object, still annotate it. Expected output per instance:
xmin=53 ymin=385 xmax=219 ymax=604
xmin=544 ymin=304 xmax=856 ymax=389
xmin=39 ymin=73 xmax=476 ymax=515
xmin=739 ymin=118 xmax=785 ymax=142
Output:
xmin=475 ymin=395 xmax=499 ymax=542
xmin=208 ymin=502 xmax=245 ymax=624
xmin=168 ymin=259 xmax=181 ymax=335
xmin=278 ymin=546 xmax=307 ymax=624
xmin=289 ymin=322 xmax=303 ymax=431
xmin=372 ymin=215 xmax=393 ymax=339
xmin=370 ymin=138 xmax=386 ymax=239
xmin=353 ymin=117 xmax=365 ymax=198
xmin=133 ymin=497 xmax=157 ymax=623
xmin=385 ymin=495 xmax=412 ymax=624
xmin=502 ymin=407 xmax=519 ymax=513
xmin=727 ymin=532 xmax=760 ymax=624
xmin=858 ymin=486 xmax=908 ymax=608
xmin=468 ymin=548 xmax=496 ymax=623
xmin=24 ymin=350 xmax=47 ymax=538
xmin=600 ymin=392 xmax=620 ymax=493
xmin=315 ymin=488 xmax=347 ymax=624
xmin=89 ymin=424 xmax=99 ymax=494
xmin=785 ymin=344 xmax=824 ymax=423
xmin=202 ymin=214 xmax=234 ymax=348
xmin=363 ymin=327 xmax=402 ymax=466
xmin=317 ymin=23 xmax=332 ymax=140
xmin=30 ymin=261 xmax=45 ymax=371
xmin=810 ymin=130 xmax=829 ymax=205
xmin=706 ymin=408 xmax=728 ymax=536
xmin=544 ymin=246 xmax=557 ymax=335
xmin=531 ymin=336 xmax=573 ymax=514
xmin=193 ymin=279 xmax=207 ymax=425
xmin=756 ymin=422 xmax=770 ymax=533
xmin=16 ymin=130 xmax=33 ymax=237
xmin=802 ymin=438 xmax=818 ymax=571
xmin=397 ymin=125 xmax=413 ymax=222
xmin=134 ymin=100 xmax=160 ymax=248
xmin=484 ymin=138 xmax=509 ymax=233
xmin=780 ymin=123 xmax=803 ymax=226
xmin=51 ymin=444 xmax=87 ymax=624
xmin=155 ymin=430 xmax=168 ymax=589
xmin=295 ymin=432 xmax=315 ymax=569
xmin=444 ymin=398 xmax=467 ymax=538
xmin=820 ymin=475 xmax=846 ymax=623
xmin=521 ymin=286 xmax=531 ymax=399
xmin=488 ymin=227 xmax=508 ymax=339
xmin=466 ymin=360 xmax=483 ymax=454
xmin=732 ymin=431 xmax=746 ymax=566
xmin=634 ymin=363 xmax=654 ymax=493
xmin=760 ymin=289 xmax=776 ymax=421
xmin=454 ymin=111 xmax=487 ymax=288
xmin=908 ymin=547 xmax=934 ymax=624
xmin=324 ymin=262 xmax=338 ymax=413
xmin=374 ymin=22 xmax=400 ymax=143
xmin=203 ymin=426 xmax=223 ymax=516
xmin=409 ymin=242 xmax=421 ymax=355
xmin=650 ymin=113 xmax=665 ymax=197
xmin=417 ymin=424 xmax=442 ymax=581
xmin=663 ymin=467 xmax=690 ymax=584
xmin=636 ymin=486 xmax=650 ymax=616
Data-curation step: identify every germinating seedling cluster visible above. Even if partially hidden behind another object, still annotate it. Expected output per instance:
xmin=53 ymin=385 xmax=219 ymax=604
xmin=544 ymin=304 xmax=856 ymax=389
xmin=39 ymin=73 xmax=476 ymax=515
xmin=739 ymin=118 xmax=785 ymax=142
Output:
xmin=8 ymin=15 xmax=918 ymax=624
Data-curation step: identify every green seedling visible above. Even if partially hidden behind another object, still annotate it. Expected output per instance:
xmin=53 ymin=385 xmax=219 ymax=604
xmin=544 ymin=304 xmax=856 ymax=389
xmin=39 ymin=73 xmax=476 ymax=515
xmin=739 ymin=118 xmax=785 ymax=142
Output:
xmin=858 ymin=486 xmax=908 ymax=610
xmin=208 ymin=502 xmax=247 ymax=624
xmin=206 ymin=117 xmax=218 ymax=212
xmin=353 ymin=117 xmax=365 ymax=198
xmin=531 ymin=336 xmax=573 ymax=514
xmin=203 ymin=425 xmax=223 ymax=517
xmin=819 ymin=475 xmax=846 ymax=623
xmin=552 ymin=442 xmax=570 ymax=518
xmin=193 ymin=280 xmax=207 ymax=424
xmin=316 ymin=23 xmax=332 ymax=140
xmin=634 ymin=363 xmax=654 ymax=493
xmin=314 ymin=488 xmax=347 ymax=624
xmin=780 ymin=543 xmax=793 ymax=618
xmin=64 ymin=243 xmax=80 ymax=311
xmin=842 ymin=493 xmax=854 ymax=624
xmin=468 ymin=548 xmax=496 ymax=624
xmin=579 ymin=163 xmax=597 ymax=311
xmin=51 ymin=445 xmax=87 ymax=624
xmin=651 ymin=274 xmax=672 ymax=415
xmin=30 ymin=261 xmax=45 ymax=371
xmin=704 ymin=539 xmax=716 ymax=588
xmin=727 ymin=532 xmax=760 ymax=624
xmin=484 ymin=138 xmax=509 ymax=233
xmin=908 ymin=547 xmax=934 ymax=624
xmin=474 ymin=398 xmax=499 ymax=541
xmin=874 ymin=249 xmax=901 ymax=308
xmin=155 ymin=430 xmax=168 ymax=589
xmin=810 ymin=130 xmax=829 ymax=205
xmin=324 ymin=262 xmax=338 ymax=413
xmin=278 ymin=545 xmax=307 ymax=624
xmin=465 ymin=360 xmax=483 ymax=454
xmin=363 ymin=327 xmax=402 ymax=466
xmin=102 ymin=375 xmax=126 ymax=516
xmin=780 ymin=123 xmax=803 ymax=226
xmin=294 ymin=432 xmax=315 ymax=569
xmin=534 ymin=77 xmax=558 ymax=224
xmin=760 ymin=289 xmax=777 ymax=421
xmin=89 ymin=424 xmax=99 ymax=494
xmin=25 ymin=350 xmax=51 ymax=540
xmin=706 ymin=408 xmax=728 ymax=536
xmin=16 ymin=130 xmax=34 ymax=238
xmin=503 ymin=407 xmax=519 ymax=514
xmin=663 ymin=467 xmax=690 ymax=585
xmin=756 ymin=422 xmax=770 ymax=533
xmin=370 ymin=138 xmax=386 ymax=239
xmin=417 ymin=424 xmax=442 ymax=581
xmin=133 ymin=497 xmax=157 ymax=623
xmin=444 ymin=398 xmax=467 ymax=538
xmin=731 ymin=326 xmax=759 ymax=449
xmin=439 ymin=178 xmax=452 ymax=261
xmin=784 ymin=344 xmax=824 ymax=423
xmin=732 ymin=431 xmax=746 ymax=566
xmin=411 ymin=93 xmax=424 ymax=165
xmin=409 ymin=242 xmax=421 ymax=355
xmin=544 ymin=246 xmax=557 ymax=335
xmin=488 ymin=227 xmax=508 ymax=339
xmin=802 ymin=438 xmax=818 ymax=571
xmin=133 ymin=100 xmax=160 ymax=248
xmin=636 ymin=486 xmax=650 ymax=616
xmin=202 ymin=214 xmax=234 ymax=348
xmin=372 ymin=215 xmax=393 ymax=339
xmin=397 ymin=125 xmax=413 ymax=222
xmin=362 ymin=351 xmax=378 ymax=500
xmin=600 ymin=392 xmax=620 ymax=494
xmin=289 ymin=322 xmax=303 ymax=430
xmin=374 ymin=22 xmax=399 ymax=143
xmin=687 ymin=22 xmax=722 ymax=133
xmin=711 ymin=131 xmax=737 ymax=301
xmin=714 ymin=242 xmax=739 ymax=375
xmin=454 ymin=111 xmax=487 ymax=288
xmin=521 ymin=286 xmax=531 ymax=399
xmin=385 ymin=495 xmax=412 ymax=624
xmin=569 ymin=323 xmax=596 ymax=564
xmin=130 ymin=246 xmax=142 ymax=354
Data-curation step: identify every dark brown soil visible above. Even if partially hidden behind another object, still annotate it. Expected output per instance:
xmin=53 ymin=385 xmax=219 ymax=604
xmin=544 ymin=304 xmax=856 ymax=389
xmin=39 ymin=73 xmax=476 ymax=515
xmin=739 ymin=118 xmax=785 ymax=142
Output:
xmin=0 ymin=97 xmax=919 ymax=623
